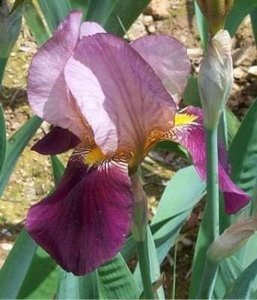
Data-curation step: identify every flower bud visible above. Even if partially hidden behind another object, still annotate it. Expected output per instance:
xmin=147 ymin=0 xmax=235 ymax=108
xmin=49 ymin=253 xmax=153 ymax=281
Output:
xmin=207 ymin=216 xmax=257 ymax=263
xmin=196 ymin=0 xmax=233 ymax=35
xmin=198 ymin=30 xmax=233 ymax=129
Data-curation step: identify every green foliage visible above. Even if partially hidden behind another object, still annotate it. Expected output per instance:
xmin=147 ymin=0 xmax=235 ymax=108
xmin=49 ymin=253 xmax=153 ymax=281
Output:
xmin=57 ymin=269 xmax=101 ymax=299
xmin=0 ymin=116 xmax=42 ymax=197
xmin=0 ymin=104 xmax=6 ymax=172
xmin=194 ymin=1 xmax=208 ymax=51
xmin=226 ymin=0 xmax=257 ymax=37
xmin=0 ymin=0 xmax=23 ymax=84
xmin=88 ymin=0 xmax=150 ymax=36
xmin=229 ymin=99 xmax=257 ymax=199
xmin=251 ymin=8 xmax=257 ymax=44
xmin=99 ymin=254 xmax=140 ymax=299
xmin=18 ymin=248 xmax=58 ymax=299
xmin=51 ymin=155 xmax=65 ymax=185
xmin=224 ymin=257 xmax=257 ymax=299
xmin=0 ymin=230 xmax=37 ymax=299
xmin=152 ymin=166 xmax=205 ymax=263
xmin=133 ymin=227 xmax=165 ymax=299
xmin=214 ymin=256 xmax=243 ymax=299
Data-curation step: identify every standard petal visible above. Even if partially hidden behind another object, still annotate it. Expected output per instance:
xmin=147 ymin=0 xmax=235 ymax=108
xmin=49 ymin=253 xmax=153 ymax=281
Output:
xmin=26 ymin=155 xmax=133 ymax=275
xmin=131 ymin=35 xmax=190 ymax=102
xmin=32 ymin=127 xmax=80 ymax=155
xmin=171 ymin=106 xmax=250 ymax=214
xmin=28 ymin=11 xmax=89 ymax=139
xmin=65 ymin=33 xmax=176 ymax=155
xmin=79 ymin=21 xmax=106 ymax=38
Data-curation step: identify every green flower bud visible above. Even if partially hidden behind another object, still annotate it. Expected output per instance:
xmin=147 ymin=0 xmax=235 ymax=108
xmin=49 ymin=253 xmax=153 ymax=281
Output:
xmin=198 ymin=30 xmax=233 ymax=129
xmin=196 ymin=0 xmax=233 ymax=35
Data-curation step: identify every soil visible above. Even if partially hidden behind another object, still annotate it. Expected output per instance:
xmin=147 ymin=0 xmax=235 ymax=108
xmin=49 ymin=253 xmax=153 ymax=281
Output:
xmin=1 ymin=0 xmax=257 ymax=299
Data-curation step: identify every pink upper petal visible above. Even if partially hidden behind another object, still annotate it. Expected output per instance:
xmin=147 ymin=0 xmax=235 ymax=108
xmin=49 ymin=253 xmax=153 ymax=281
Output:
xmin=172 ymin=106 xmax=250 ymax=214
xmin=79 ymin=21 xmax=106 ymax=38
xmin=28 ymin=11 xmax=88 ymax=139
xmin=64 ymin=33 xmax=176 ymax=155
xmin=131 ymin=35 xmax=190 ymax=103
xmin=26 ymin=155 xmax=133 ymax=275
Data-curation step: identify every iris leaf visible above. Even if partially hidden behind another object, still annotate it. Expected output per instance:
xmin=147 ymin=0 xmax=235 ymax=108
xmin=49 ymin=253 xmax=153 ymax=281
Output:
xmin=37 ymin=0 xmax=72 ymax=32
xmin=0 ymin=0 xmax=23 ymax=84
xmin=86 ymin=0 xmax=150 ymax=36
xmin=213 ymin=256 xmax=243 ymax=299
xmin=0 ymin=116 xmax=42 ymax=197
xmin=57 ymin=269 xmax=101 ymax=299
xmin=225 ymin=0 xmax=257 ymax=37
xmin=51 ymin=155 xmax=65 ymax=185
xmin=0 ymin=104 xmax=6 ymax=172
xmin=229 ymin=98 xmax=257 ymax=199
xmin=224 ymin=257 xmax=257 ymax=299
xmin=99 ymin=253 xmax=140 ymax=299
xmin=251 ymin=8 xmax=257 ymax=45
xmin=23 ymin=0 xmax=51 ymax=45
xmin=152 ymin=166 xmax=205 ymax=264
xmin=194 ymin=0 xmax=208 ymax=51
xmin=0 ymin=231 xmax=37 ymax=299
xmin=18 ymin=248 xmax=58 ymax=299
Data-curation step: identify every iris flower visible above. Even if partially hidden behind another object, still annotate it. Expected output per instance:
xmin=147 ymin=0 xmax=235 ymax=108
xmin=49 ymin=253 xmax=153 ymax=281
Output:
xmin=26 ymin=11 xmax=250 ymax=275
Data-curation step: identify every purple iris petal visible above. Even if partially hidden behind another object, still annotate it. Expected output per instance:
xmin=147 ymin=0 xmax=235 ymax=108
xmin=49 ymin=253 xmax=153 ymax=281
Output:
xmin=32 ymin=127 xmax=80 ymax=155
xmin=28 ymin=11 xmax=85 ymax=138
xmin=26 ymin=156 xmax=133 ymax=275
xmin=173 ymin=106 xmax=250 ymax=214
xmin=131 ymin=35 xmax=190 ymax=102
xmin=64 ymin=33 xmax=176 ymax=155
xmin=28 ymin=12 xmax=106 ymax=141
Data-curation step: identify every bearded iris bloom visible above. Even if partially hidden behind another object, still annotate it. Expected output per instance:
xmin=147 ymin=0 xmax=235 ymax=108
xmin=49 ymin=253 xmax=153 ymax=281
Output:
xmin=26 ymin=11 xmax=250 ymax=275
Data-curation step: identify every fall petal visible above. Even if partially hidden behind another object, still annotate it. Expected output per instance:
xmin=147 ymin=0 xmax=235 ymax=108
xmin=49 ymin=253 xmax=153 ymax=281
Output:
xmin=131 ymin=35 xmax=190 ymax=102
xmin=32 ymin=127 xmax=80 ymax=155
xmin=64 ymin=33 xmax=176 ymax=155
xmin=28 ymin=11 xmax=88 ymax=139
xmin=172 ymin=106 xmax=250 ymax=214
xmin=26 ymin=156 xmax=133 ymax=275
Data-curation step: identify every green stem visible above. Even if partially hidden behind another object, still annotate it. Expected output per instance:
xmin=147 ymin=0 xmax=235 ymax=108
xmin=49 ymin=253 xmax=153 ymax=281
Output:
xmin=206 ymin=126 xmax=220 ymax=241
xmin=131 ymin=173 xmax=154 ymax=299
xmin=136 ymin=235 xmax=155 ymax=299
xmin=197 ymin=126 xmax=220 ymax=299
xmin=219 ymin=110 xmax=228 ymax=150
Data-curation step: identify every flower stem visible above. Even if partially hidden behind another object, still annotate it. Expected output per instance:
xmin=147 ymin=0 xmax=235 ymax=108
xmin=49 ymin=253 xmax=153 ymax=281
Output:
xmin=136 ymin=233 xmax=155 ymax=299
xmin=219 ymin=110 xmax=228 ymax=150
xmin=197 ymin=126 xmax=220 ymax=299
xmin=206 ymin=126 xmax=220 ymax=242
xmin=131 ymin=173 xmax=154 ymax=299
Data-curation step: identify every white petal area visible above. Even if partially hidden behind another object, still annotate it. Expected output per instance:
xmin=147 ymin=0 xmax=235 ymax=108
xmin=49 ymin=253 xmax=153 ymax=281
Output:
xmin=80 ymin=21 xmax=106 ymax=38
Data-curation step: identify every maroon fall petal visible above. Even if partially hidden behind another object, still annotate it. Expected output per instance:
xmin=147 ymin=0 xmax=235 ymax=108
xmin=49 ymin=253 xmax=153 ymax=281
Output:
xmin=32 ymin=127 xmax=80 ymax=155
xmin=26 ymin=157 xmax=133 ymax=275
xmin=172 ymin=106 xmax=250 ymax=214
